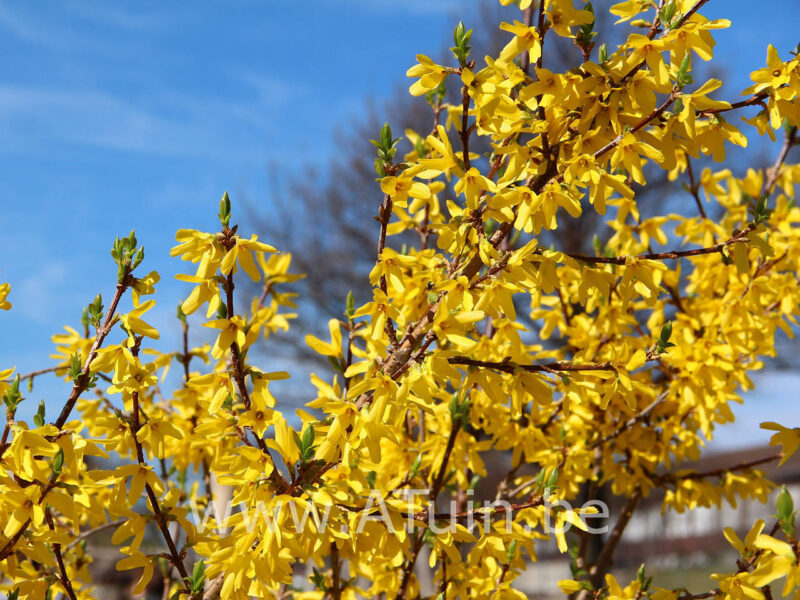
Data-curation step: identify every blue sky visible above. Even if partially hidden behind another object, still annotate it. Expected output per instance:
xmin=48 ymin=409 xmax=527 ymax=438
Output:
xmin=0 ymin=0 xmax=797 ymax=449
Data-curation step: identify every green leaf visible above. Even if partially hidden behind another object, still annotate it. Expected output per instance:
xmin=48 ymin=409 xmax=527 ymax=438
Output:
xmin=132 ymin=247 xmax=145 ymax=269
xmin=656 ymin=321 xmax=675 ymax=353
xmin=69 ymin=353 xmax=83 ymax=382
xmin=777 ymin=485 xmax=794 ymax=518
xmin=451 ymin=20 xmax=472 ymax=64
xmin=661 ymin=321 xmax=672 ymax=342
xmin=3 ymin=374 xmax=22 ymax=411
xmin=409 ymin=453 xmax=422 ymax=478
xmin=598 ymin=43 xmax=608 ymax=63
xmin=216 ymin=303 xmax=228 ymax=320
xmin=219 ymin=191 xmax=232 ymax=227
xmin=536 ymin=469 xmax=546 ymax=487
xmin=190 ymin=560 xmax=206 ymax=593
xmin=301 ymin=425 xmax=315 ymax=454
xmin=453 ymin=21 xmax=465 ymax=46
xmin=380 ymin=122 xmax=392 ymax=151
xmin=546 ymin=467 xmax=559 ymax=490
xmin=311 ymin=567 xmax=327 ymax=591
xmin=506 ymin=539 xmax=518 ymax=562
xmin=327 ymin=356 xmax=344 ymax=374
xmin=676 ymin=53 xmax=693 ymax=88
xmin=660 ymin=0 xmax=677 ymax=25
xmin=34 ymin=400 xmax=46 ymax=427
xmin=51 ymin=449 xmax=64 ymax=475
xmin=292 ymin=430 xmax=304 ymax=454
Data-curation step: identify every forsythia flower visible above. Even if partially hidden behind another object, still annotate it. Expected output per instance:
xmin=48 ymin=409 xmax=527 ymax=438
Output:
xmin=0 ymin=282 xmax=10 ymax=310
xmin=407 ymin=55 xmax=450 ymax=96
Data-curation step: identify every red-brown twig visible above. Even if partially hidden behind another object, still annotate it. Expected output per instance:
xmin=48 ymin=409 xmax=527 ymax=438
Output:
xmin=55 ymin=273 xmax=132 ymax=428
xmin=567 ymin=223 xmax=755 ymax=265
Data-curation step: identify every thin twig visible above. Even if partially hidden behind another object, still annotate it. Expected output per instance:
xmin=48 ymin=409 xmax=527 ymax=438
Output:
xmin=127 ymin=340 xmax=196 ymax=598
xmin=221 ymin=264 xmax=286 ymax=491
xmin=567 ymin=223 xmax=755 ymax=264
xmin=65 ymin=519 xmax=126 ymax=550
xmin=45 ymin=509 xmax=78 ymax=600
xmin=55 ymin=274 xmax=132 ymax=428
xmin=654 ymin=453 xmax=782 ymax=485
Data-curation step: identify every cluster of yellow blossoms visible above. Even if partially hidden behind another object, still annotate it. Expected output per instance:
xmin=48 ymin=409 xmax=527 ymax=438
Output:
xmin=3 ymin=1 xmax=800 ymax=599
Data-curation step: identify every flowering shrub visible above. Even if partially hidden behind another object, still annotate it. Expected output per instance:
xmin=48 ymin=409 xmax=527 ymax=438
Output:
xmin=2 ymin=1 xmax=800 ymax=599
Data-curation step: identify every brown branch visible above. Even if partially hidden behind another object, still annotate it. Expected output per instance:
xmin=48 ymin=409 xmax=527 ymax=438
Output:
xmin=762 ymin=126 xmax=797 ymax=199
xmin=394 ymin=406 xmax=463 ymax=600
xmin=675 ymin=0 xmax=712 ymax=27
xmin=203 ymin=575 xmax=224 ymax=600
xmin=685 ymin=155 xmax=707 ymax=219
xmin=654 ymin=453 xmax=782 ymax=486
xmin=15 ymin=366 xmax=62 ymax=382
xmin=567 ymin=223 xmax=755 ymax=264
xmin=330 ymin=542 xmax=342 ymax=600
xmin=699 ymin=92 xmax=769 ymax=117
xmin=389 ymin=332 xmax=436 ymax=382
xmin=583 ymin=487 xmax=642 ymax=593
xmin=459 ymin=69 xmax=473 ymax=171
xmin=45 ymin=509 xmax=78 ymax=600
xmin=126 ymin=339 xmax=196 ymax=599
xmin=591 ymin=91 xmax=678 ymax=162
xmin=65 ymin=519 xmax=126 ymax=550
xmin=590 ymin=393 xmax=669 ymax=449
xmin=180 ymin=318 xmax=191 ymax=382
xmin=448 ymin=356 xmax=617 ymax=374
xmin=376 ymin=192 xmax=399 ymax=346
xmin=55 ymin=274 xmax=132 ymax=428
xmin=222 ymin=267 xmax=286 ymax=491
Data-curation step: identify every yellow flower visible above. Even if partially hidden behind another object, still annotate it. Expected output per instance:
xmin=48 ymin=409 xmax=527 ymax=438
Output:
xmin=353 ymin=289 xmax=401 ymax=340
xmin=203 ymin=316 xmax=248 ymax=359
xmin=749 ymin=45 xmax=792 ymax=93
xmin=114 ymin=464 xmax=164 ymax=507
xmin=305 ymin=318 xmax=343 ymax=357
xmin=761 ymin=422 xmax=800 ymax=465
xmin=135 ymin=410 xmax=184 ymax=459
xmin=406 ymin=55 xmax=450 ymax=96
xmin=0 ymin=282 xmax=11 ymax=311
xmin=498 ymin=20 xmax=541 ymax=64
xmin=116 ymin=551 xmax=155 ymax=595
xmin=177 ymin=273 xmax=222 ymax=317
xmin=238 ymin=407 xmax=275 ymax=437
xmin=380 ymin=174 xmax=431 ymax=208
xmin=220 ymin=235 xmax=277 ymax=281
xmin=171 ymin=228 xmax=226 ymax=278
xmin=454 ymin=167 xmax=496 ymax=211
xmin=119 ymin=299 xmax=160 ymax=343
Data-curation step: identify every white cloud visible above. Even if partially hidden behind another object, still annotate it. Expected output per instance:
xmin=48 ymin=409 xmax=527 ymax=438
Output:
xmin=0 ymin=82 xmax=296 ymax=160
